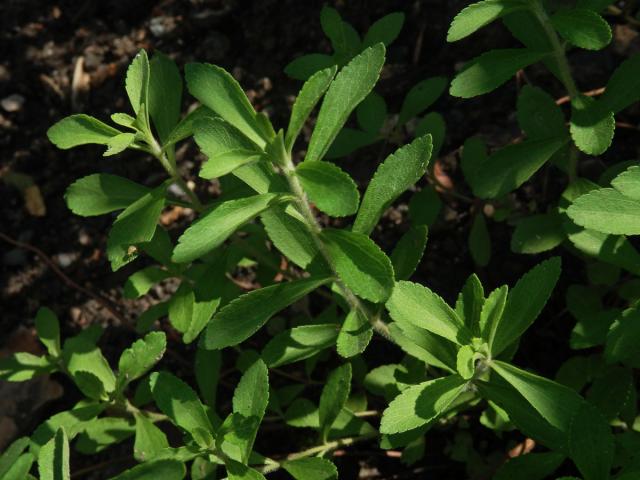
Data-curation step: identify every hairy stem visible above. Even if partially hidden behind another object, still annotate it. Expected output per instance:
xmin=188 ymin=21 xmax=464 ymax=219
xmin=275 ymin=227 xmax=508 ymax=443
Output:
xmin=280 ymin=155 xmax=392 ymax=340
xmin=531 ymin=0 xmax=580 ymax=100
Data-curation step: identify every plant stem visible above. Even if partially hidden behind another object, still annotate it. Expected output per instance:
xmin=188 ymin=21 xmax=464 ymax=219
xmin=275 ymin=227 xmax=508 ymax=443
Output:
xmin=531 ymin=0 xmax=580 ymax=100
xmin=259 ymin=432 xmax=379 ymax=474
xmin=279 ymin=155 xmax=392 ymax=340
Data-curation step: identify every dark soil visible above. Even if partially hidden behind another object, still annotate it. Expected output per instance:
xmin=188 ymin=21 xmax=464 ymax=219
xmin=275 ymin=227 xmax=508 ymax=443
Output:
xmin=1 ymin=0 xmax=639 ymax=478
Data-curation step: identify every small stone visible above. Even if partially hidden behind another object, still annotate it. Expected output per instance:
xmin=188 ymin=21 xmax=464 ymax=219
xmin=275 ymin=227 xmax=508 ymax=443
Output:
xmin=1 ymin=94 xmax=25 ymax=113
xmin=55 ymin=252 xmax=79 ymax=268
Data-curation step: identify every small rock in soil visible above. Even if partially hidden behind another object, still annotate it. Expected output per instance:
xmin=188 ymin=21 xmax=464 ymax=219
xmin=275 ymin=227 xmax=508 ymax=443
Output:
xmin=1 ymin=94 xmax=25 ymax=112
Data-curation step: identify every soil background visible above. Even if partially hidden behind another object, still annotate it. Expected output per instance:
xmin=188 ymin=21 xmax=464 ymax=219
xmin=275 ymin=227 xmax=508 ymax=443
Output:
xmin=1 ymin=0 xmax=640 ymax=478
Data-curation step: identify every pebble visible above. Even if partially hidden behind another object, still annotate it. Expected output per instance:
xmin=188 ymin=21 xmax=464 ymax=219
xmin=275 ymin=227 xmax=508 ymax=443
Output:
xmin=1 ymin=94 xmax=25 ymax=113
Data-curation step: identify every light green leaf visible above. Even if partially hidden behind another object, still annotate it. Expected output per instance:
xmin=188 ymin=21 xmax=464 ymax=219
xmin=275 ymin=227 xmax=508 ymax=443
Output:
xmin=456 ymin=345 xmax=476 ymax=380
xmin=0 ymin=437 xmax=30 ymax=478
xmin=134 ymin=411 xmax=169 ymax=461
xmin=107 ymin=184 xmax=167 ymax=270
xmin=104 ymin=132 xmax=136 ymax=156
xmin=150 ymin=371 xmax=213 ymax=435
xmin=390 ymin=225 xmax=428 ymax=280
xmin=1 ymin=453 xmax=34 ymax=480
xmin=447 ymin=0 xmax=527 ymax=42
xmin=567 ymin=188 xmax=640 ymax=235
xmin=450 ymin=48 xmax=548 ymax=98
xmin=47 ymin=114 xmax=122 ymax=149
xmin=570 ymin=95 xmax=615 ymax=155
xmin=305 ymin=44 xmax=385 ymax=162
xmin=149 ymin=52 xmax=182 ymax=143
xmin=322 ymin=229 xmax=395 ymax=303
xmin=611 ymin=165 xmax=640 ymax=201
xmin=117 ymin=331 xmax=166 ymax=391
xmin=124 ymin=266 xmax=171 ymax=299
xmin=493 ymin=452 xmax=565 ymax=480
xmin=480 ymin=285 xmax=508 ymax=346
xmin=283 ymin=457 xmax=338 ymax=480
xmin=284 ymin=54 xmax=337 ymax=81
xmin=232 ymin=359 xmax=269 ymax=462
xmin=296 ymin=161 xmax=359 ymax=217
xmin=455 ymin=273 xmax=484 ymax=335
xmin=35 ymin=307 xmax=61 ymax=357
xmin=173 ymin=193 xmax=284 ymax=263
xmin=565 ymin=227 xmax=640 ymax=275
xmin=319 ymin=363 xmax=352 ymax=442
xmin=362 ymin=12 xmax=405 ymax=48
xmin=30 ymin=403 xmax=105 ymax=452
xmin=389 ymin=322 xmax=457 ymax=372
xmin=261 ymin=207 xmax=319 ymax=269
xmin=491 ymin=257 xmax=561 ymax=356
xmin=517 ymin=85 xmax=567 ymax=139
xmin=65 ymin=174 xmax=149 ymax=217
xmin=569 ymin=401 xmax=614 ymax=480
xmin=336 ymin=309 xmax=373 ymax=358
xmin=111 ymin=112 xmax=137 ymax=129
xmin=110 ymin=460 xmax=186 ymax=480
xmin=0 ymin=352 xmax=55 ymax=381
xmin=398 ymin=77 xmax=447 ymax=125
xmin=600 ymin=54 xmax=640 ymax=114
xmin=356 ymin=91 xmax=387 ymax=133
xmin=470 ymin=136 xmax=567 ymax=199
xmin=511 ymin=213 xmax=565 ymax=254
xmin=353 ymin=134 xmax=433 ymax=235
xmin=380 ymin=375 xmax=467 ymax=434
xmin=185 ymin=63 xmax=269 ymax=147
xmin=38 ymin=428 xmax=69 ymax=480
xmin=469 ymin=213 xmax=491 ymax=266
xmin=75 ymin=417 xmax=135 ymax=454
xmin=201 ymin=276 xmax=331 ymax=349
xmin=286 ymin=66 xmax=338 ymax=150
xmin=63 ymin=335 xmax=116 ymax=397
xmin=386 ymin=281 xmax=472 ymax=345
xmin=195 ymin=117 xmax=263 ymax=179
xmin=551 ymin=8 xmax=611 ymax=50
xmin=126 ymin=50 xmax=150 ymax=115
xmin=262 ymin=324 xmax=339 ymax=367
xmin=162 ymin=106 xmax=216 ymax=149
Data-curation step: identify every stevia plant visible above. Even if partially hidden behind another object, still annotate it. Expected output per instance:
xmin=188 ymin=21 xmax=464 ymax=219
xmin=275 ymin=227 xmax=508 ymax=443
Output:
xmin=0 ymin=3 xmax=639 ymax=479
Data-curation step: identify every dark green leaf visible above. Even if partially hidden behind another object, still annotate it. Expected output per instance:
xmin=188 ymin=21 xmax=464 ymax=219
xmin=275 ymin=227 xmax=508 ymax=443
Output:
xmin=567 ymin=188 xmax=640 ymax=235
xmin=284 ymin=54 xmax=337 ymax=81
xmin=37 ymin=428 xmax=69 ymax=480
xmin=134 ymin=412 xmax=169 ymax=461
xmin=469 ymin=213 xmax=491 ymax=267
xmin=398 ymin=77 xmax=447 ymax=125
xmin=390 ymin=225 xmax=428 ymax=280
xmin=447 ymin=0 xmax=527 ymax=42
xmin=336 ymin=309 xmax=373 ymax=358
xmin=262 ymin=324 xmax=339 ymax=367
xmin=35 ymin=307 xmax=61 ymax=357
xmin=319 ymin=363 xmax=352 ymax=442
xmin=296 ymin=161 xmax=360 ymax=217
xmin=110 ymin=460 xmax=186 ymax=480
xmin=600 ymin=54 xmax=640 ymax=114
xmin=493 ymin=452 xmax=565 ymax=480
xmin=149 ymin=52 xmax=182 ymax=143
xmin=551 ymin=8 xmax=611 ymax=50
xmin=517 ymin=85 xmax=567 ymax=138
xmin=568 ymin=401 xmax=613 ymax=480
xmin=362 ymin=12 xmax=405 ymax=48
xmin=283 ymin=457 xmax=338 ymax=480
xmin=570 ymin=95 xmax=615 ymax=155
xmin=511 ymin=213 xmax=565 ymax=254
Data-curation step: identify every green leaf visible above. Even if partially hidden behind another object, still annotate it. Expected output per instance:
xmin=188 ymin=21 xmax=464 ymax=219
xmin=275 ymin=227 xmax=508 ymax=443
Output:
xmin=565 ymin=226 xmax=640 ymax=276
xmin=353 ymin=135 xmax=433 ymax=235
xmin=262 ymin=324 xmax=339 ymax=367
xmin=107 ymin=184 xmax=167 ymax=270
xmin=284 ymin=54 xmax=337 ymax=81
xmin=149 ymin=52 xmax=182 ymax=143
xmin=456 ymin=345 xmax=476 ymax=380
xmin=398 ymin=77 xmax=447 ymax=125
xmin=570 ymin=95 xmax=615 ymax=155
xmin=110 ymin=460 xmax=186 ymax=480
xmin=201 ymin=276 xmax=331 ymax=349
xmin=0 ymin=437 xmax=30 ymax=478
xmin=162 ymin=106 xmax=216 ymax=149
xmin=605 ymin=307 xmax=640 ymax=368
xmin=63 ymin=335 xmax=116 ymax=397
xmin=386 ymin=281 xmax=472 ymax=345
xmin=65 ymin=174 xmax=149 ymax=217
xmin=517 ymin=85 xmax=567 ymax=139
xmin=356 ymin=91 xmax=387 ymax=133
xmin=389 ymin=322 xmax=457 ymax=372
xmin=415 ymin=112 xmax=446 ymax=156
xmin=493 ymin=452 xmax=565 ymax=480
xmin=362 ymin=12 xmax=405 ymax=48
xmin=296 ymin=161 xmax=359 ymax=217
xmin=567 ymin=188 xmax=640 ymax=235
xmin=126 ymin=50 xmax=150 ymax=115
xmin=408 ymin=186 xmax=442 ymax=227
xmin=322 ymin=229 xmax=395 ymax=303
xmin=1 ymin=453 xmax=34 ymax=480
xmin=336 ymin=309 xmax=373 ymax=358
xmin=35 ymin=307 xmax=61 ymax=357
xmin=226 ymin=460 xmax=266 ymax=480
xmin=47 ymin=114 xmax=122 ymax=149
xmin=511 ymin=213 xmax=565 ymax=254
xmin=551 ymin=8 xmax=611 ymax=50
xmin=455 ymin=273 xmax=484 ymax=335
xmin=490 ymin=257 xmax=561 ymax=356
xmin=305 ymin=44 xmax=385 ymax=162
xmin=600 ymin=54 xmax=640 ymax=114
xmin=319 ymin=363 xmax=352 ymax=442
xmin=261 ymin=207 xmax=319 ymax=269
xmin=286 ymin=66 xmax=337 ymax=150
xmin=195 ymin=347 xmax=221 ymax=408
xmin=232 ymin=359 xmax=269 ymax=462
xmin=450 ymin=48 xmax=548 ymax=98
xmin=195 ymin=118 xmax=263 ymax=179
xmin=380 ymin=375 xmax=467 ymax=434
xmin=37 ymin=428 xmax=69 ymax=480
xmin=325 ymin=127 xmax=378 ymax=158
xmin=570 ymin=399 xmax=614 ymax=479
xmin=75 ymin=417 xmax=135 ymax=454
xmin=30 ymin=403 xmax=105 ymax=452
xmin=185 ymin=63 xmax=269 ymax=147
xmin=447 ymin=0 xmax=527 ymax=42
xmin=124 ymin=266 xmax=172 ymax=299
xmin=611 ymin=165 xmax=640 ymax=200
xmin=150 ymin=371 xmax=213 ymax=435
xmin=390 ymin=225 xmax=428 ymax=280
xmin=480 ymin=285 xmax=508 ymax=346
xmin=117 ymin=331 xmax=166 ymax=391
xmin=103 ymin=132 xmax=135 ymax=156
xmin=320 ymin=6 xmax=361 ymax=62
xmin=173 ymin=193 xmax=284 ymax=263
xmin=134 ymin=412 xmax=169 ymax=461
xmin=469 ymin=213 xmax=491 ymax=266
xmin=283 ymin=457 xmax=338 ymax=480
xmin=470 ymin=137 xmax=567 ymax=199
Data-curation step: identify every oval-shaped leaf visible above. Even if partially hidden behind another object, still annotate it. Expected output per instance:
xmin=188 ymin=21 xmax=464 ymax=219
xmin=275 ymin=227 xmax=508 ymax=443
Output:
xmin=65 ymin=174 xmax=149 ymax=217
xmin=398 ymin=77 xmax=447 ymax=125
xmin=390 ymin=224 xmax=428 ymax=280
xmin=447 ymin=0 xmax=527 ymax=42
xmin=47 ymin=114 xmax=122 ymax=149
xmin=551 ymin=8 xmax=612 ymax=50
xmin=336 ymin=309 xmax=373 ymax=358
xmin=568 ymin=188 xmax=640 ymax=235
xmin=262 ymin=324 xmax=339 ymax=367
xmin=319 ymin=363 xmax=352 ymax=442
xmin=362 ymin=12 xmax=405 ymax=48
xmin=117 ymin=331 xmax=167 ymax=391
xmin=296 ymin=161 xmax=359 ymax=217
